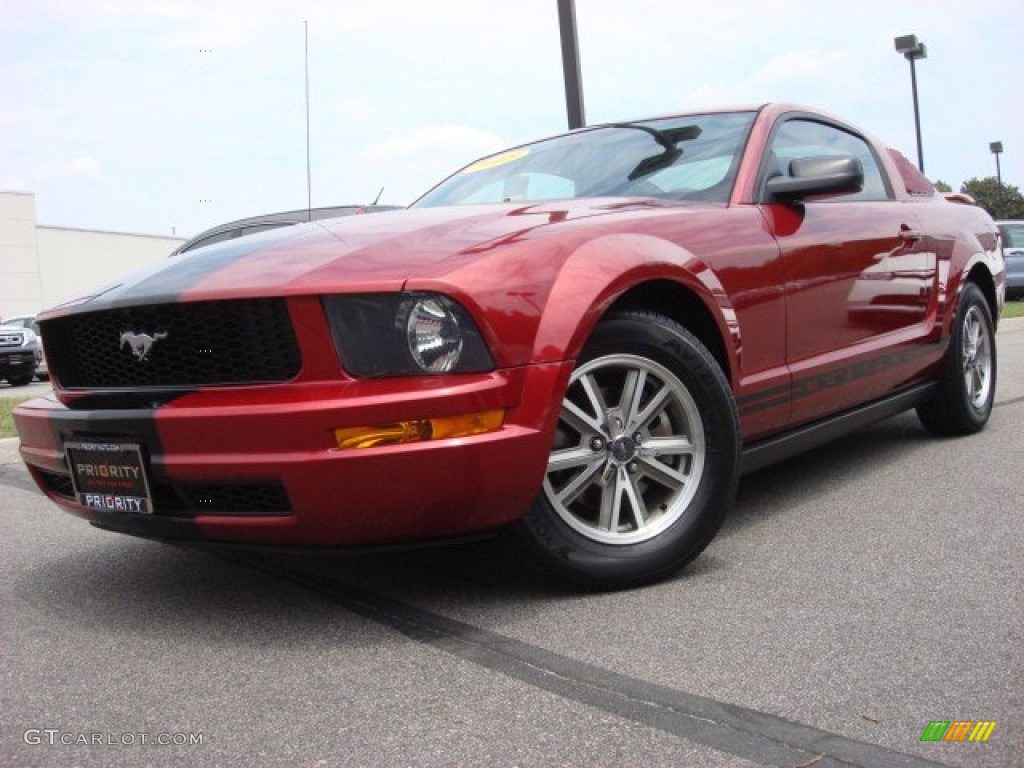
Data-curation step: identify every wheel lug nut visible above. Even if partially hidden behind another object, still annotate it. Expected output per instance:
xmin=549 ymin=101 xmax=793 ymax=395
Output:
xmin=591 ymin=437 xmax=605 ymax=451
xmin=627 ymin=462 xmax=638 ymax=473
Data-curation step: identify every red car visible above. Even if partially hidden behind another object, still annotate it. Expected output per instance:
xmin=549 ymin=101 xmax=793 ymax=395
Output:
xmin=14 ymin=104 xmax=1004 ymax=589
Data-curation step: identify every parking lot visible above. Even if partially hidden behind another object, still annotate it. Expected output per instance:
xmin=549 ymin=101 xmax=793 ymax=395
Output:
xmin=1 ymin=319 xmax=1021 ymax=768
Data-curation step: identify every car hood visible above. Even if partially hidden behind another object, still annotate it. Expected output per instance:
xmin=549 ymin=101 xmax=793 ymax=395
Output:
xmin=41 ymin=199 xmax=695 ymax=316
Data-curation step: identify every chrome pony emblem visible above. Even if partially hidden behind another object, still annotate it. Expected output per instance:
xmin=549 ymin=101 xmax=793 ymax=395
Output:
xmin=120 ymin=331 xmax=168 ymax=361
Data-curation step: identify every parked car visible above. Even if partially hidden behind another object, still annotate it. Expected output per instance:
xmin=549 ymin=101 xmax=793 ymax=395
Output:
xmin=1 ymin=315 xmax=48 ymax=379
xmin=170 ymin=204 xmax=402 ymax=256
xmin=0 ymin=322 xmax=40 ymax=386
xmin=996 ymin=220 xmax=1024 ymax=298
xmin=14 ymin=104 xmax=1004 ymax=589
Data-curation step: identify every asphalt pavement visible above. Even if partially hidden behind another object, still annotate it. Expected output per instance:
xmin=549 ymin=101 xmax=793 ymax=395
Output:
xmin=1 ymin=319 xmax=1021 ymax=767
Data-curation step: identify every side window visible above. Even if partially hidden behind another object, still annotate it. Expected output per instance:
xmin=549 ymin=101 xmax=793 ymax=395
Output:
xmin=768 ymin=119 xmax=890 ymax=201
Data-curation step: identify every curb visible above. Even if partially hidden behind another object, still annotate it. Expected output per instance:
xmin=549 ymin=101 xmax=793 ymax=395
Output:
xmin=1000 ymin=314 xmax=1024 ymax=330
xmin=0 ymin=436 xmax=21 ymax=466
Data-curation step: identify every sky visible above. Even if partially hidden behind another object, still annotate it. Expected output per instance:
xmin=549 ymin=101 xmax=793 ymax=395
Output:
xmin=2 ymin=0 xmax=1022 ymax=238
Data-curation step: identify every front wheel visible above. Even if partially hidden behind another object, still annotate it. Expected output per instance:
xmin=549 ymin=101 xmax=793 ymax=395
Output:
xmin=513 ymin=311 xmax=739 ymax=590
xmin=917 ymin=282 xmax=996 ymax=435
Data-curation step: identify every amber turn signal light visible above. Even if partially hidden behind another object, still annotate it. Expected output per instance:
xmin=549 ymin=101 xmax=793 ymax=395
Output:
xmin=334 ymin=409 xmax=505 ymax=450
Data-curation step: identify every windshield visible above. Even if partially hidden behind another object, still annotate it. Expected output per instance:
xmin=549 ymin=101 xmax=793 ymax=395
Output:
xmin=413 ymin=111 xmax=756 ymax=208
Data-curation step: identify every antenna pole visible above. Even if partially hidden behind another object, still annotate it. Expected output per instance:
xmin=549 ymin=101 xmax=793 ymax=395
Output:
xmin=304 ymin=20 xmax=312 ymax=221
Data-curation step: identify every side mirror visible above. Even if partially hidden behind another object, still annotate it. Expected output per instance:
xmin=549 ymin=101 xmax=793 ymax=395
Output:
xmin=766 ymin=155 xmax=864 ymax=202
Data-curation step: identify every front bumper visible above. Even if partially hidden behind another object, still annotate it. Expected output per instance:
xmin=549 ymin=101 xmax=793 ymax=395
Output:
xmin=0 ymin=351 xmax=38 ymax=378
xmin=14 ymin=361 xmax=571 ymax=547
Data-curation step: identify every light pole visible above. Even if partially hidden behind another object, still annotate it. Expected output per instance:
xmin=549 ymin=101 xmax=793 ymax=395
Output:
xmin=991 ymin=141 xmax=1004 ymax=215
xmin=990 ymin=141 xmax=1003 ymax=187
xmin=894 ymin=34 xmax=927 ymax=173
xmin=557 ymin=0 xmax=585 ymax=130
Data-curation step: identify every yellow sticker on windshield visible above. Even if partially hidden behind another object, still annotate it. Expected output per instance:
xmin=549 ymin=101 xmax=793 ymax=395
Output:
xmin=462 ymin=148 xmax=530 ymax=174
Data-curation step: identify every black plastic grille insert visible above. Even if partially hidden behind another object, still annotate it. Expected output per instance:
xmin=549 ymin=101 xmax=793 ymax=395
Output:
xmin=43 ymin=299 xmax=301 ymax=388
xmin=35 ymin=469 xmax=292 ymax=517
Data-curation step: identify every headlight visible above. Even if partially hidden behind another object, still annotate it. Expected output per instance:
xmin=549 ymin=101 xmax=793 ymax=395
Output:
xmin=323 ymin=293 xmax=494 ymax=377
xmin=406 ymin=296 xmax=463 ymax=373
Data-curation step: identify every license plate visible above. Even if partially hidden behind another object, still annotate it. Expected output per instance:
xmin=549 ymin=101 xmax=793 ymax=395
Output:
xmin=66 ymin=441 xmax=154 ymax=514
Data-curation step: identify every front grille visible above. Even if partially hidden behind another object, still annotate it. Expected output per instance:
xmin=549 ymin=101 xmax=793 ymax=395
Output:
xmin=35 ymin=468 xmax=291 ymax=517
xmin=178 ymin=483 xmax=292 ymax=515
xmin=43 ymin=299 xmax=301 ymax=388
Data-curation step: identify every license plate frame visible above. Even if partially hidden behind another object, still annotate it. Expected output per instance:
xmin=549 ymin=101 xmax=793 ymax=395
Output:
xmin=65 ymin=440 xmax=154 ymax=515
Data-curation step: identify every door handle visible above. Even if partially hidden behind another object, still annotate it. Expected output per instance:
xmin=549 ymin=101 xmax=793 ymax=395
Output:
xmin=899 ymin=226 xmax=922 ymax=242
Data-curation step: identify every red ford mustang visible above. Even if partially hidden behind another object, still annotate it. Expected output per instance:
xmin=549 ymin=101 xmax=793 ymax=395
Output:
xmin=14 ymin=104 xmax=1005 ymax=589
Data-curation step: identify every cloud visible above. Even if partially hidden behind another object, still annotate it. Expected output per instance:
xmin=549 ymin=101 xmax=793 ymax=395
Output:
xmin=363 ymin=124 xmax=507 ymax=161
xmin=307 ymin=124 xmax=510 ymax=207
xmin=751 ymin=49 xmax=851 ymax=83
xmin=65 ymin=156 xmax=101 ymax=176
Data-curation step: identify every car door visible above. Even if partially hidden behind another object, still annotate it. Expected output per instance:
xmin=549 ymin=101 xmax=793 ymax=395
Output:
xmin=758 ymin=117 xmax=937 ymax=426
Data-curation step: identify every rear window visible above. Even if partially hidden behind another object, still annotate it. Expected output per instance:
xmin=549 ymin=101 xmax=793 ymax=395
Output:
xmin=887 ymin=148 xmax=936 ymax=196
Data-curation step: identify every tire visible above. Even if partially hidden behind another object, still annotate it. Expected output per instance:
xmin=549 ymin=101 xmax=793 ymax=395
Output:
xmin=8 ymin=376 xmax=33 ymax=387
xmin=917 ymin=282 xmax=996 ymax=435
xmin=513 ymin=311 xmax=740 ymax=590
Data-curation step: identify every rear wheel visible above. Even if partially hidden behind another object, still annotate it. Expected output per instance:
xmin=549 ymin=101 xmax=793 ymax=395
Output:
xmin=513 ymin=311 xmax=739 ymax=590
xmin=7 ymin=374 xmax=33 ymax=387
xmin=917 ymin=282 xmax=996 ymax=435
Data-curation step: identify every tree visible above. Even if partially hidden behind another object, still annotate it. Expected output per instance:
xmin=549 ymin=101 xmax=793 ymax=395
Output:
xmin=933 ymin=179 xmax=952 ymax=193
xmin=960 ymin=177 xmax=1024 ymax=219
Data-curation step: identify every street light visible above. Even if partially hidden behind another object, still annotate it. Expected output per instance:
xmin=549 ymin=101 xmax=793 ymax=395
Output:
xmin=990 ymin=141 xmax=1003 ymax=187
xmin=894 ymin=34 xmax=927 ymax=173
xmin=557 ymin=0 xmax=585 ymax=130
xmin=991 ymin=141 xmax=1005 ymax=215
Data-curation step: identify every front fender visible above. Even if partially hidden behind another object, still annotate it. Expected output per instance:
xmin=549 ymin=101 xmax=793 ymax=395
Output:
xmin=530 ymin=232 xmax=737 ymax=368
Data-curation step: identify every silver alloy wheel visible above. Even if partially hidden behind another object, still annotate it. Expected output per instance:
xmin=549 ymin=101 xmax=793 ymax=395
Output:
xmin=962 ymin=305 xmax=993 ymax=409
xmin=542 ymin=354 xmax=706 ymax=545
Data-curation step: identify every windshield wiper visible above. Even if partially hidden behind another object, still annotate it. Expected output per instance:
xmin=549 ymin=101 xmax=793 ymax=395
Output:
xmin=608 ymin=122 xmax=702 ymax=180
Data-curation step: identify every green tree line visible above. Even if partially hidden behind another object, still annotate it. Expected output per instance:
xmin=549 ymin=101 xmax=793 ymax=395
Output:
xmin=934 ymin=177 xmax=1024 ymax=219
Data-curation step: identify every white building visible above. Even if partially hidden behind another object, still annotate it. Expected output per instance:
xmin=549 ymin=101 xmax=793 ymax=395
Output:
xmin=0 ymin=190 xmax=185 ymax=321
